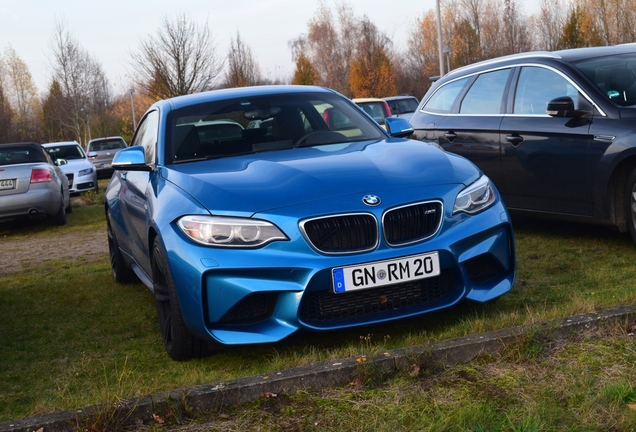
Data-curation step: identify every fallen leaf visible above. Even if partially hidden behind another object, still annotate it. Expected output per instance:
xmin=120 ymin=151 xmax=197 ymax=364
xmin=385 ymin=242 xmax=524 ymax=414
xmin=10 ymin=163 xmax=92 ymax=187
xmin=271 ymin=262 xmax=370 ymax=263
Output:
xmin=409 ymin=364 xmax=420 ymax=377
xmin=628 ymin=403 xmax=636 ymax=411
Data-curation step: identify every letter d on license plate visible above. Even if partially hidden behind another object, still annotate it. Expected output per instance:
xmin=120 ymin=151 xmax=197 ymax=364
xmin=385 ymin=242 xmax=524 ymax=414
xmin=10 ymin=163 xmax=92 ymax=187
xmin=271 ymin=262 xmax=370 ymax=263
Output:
xmin=332 ymin=252 xmax=440 ymax=293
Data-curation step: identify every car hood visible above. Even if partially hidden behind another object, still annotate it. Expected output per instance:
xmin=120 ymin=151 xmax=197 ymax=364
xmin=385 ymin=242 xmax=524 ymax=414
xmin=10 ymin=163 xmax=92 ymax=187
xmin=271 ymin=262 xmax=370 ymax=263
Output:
xmin=162 ymin=140 xmax=478 ymax=215
xmin=58 ymin=159 xmax=92 ymax=173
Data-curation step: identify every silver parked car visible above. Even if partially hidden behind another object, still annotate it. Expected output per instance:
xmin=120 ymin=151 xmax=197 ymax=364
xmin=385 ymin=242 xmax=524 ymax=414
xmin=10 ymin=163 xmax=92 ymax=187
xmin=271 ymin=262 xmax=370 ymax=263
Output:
xmin=0 ymin=142 xmax=71 ymax=225
xmin=86 ymin=136 xmax=127 ymax=178
xmin=43 ymin=141 xmax=98 ymax=194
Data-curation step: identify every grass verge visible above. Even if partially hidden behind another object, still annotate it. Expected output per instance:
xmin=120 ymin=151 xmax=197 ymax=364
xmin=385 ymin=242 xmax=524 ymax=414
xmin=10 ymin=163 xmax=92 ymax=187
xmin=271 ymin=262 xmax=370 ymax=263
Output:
xmin=1 ymin=193 xmax=636 ymax=427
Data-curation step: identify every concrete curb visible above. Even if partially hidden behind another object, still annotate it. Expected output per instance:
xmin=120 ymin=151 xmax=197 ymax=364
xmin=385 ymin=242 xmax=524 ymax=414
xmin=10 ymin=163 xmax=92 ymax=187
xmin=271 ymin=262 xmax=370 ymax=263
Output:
xmin=2 ymin=305 xmax=634 ymax=432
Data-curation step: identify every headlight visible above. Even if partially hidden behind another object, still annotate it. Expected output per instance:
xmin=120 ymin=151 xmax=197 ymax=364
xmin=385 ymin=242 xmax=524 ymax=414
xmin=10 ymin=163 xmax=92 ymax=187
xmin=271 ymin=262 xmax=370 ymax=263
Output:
xmin=178 ymin=216 xmax=288 ymax=248
xmin=79 ymin=167 xmax=94 ymax=176
xmin=453 ymin=175 xmax=496 ymax=214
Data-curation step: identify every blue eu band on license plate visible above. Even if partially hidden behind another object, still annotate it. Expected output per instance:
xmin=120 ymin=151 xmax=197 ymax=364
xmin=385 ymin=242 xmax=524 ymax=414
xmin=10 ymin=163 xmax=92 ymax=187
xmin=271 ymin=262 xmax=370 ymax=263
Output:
xmin=332 ymin=252 xmax=440 ymax=293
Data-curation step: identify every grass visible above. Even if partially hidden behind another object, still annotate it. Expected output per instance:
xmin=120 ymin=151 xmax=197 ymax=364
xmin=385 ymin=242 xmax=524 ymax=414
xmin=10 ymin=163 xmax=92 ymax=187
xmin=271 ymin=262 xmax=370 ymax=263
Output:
xmin=200 ymin=324 xmax=636 ymax=431
xmin=2 ymin=188 xmax=636 ymax=429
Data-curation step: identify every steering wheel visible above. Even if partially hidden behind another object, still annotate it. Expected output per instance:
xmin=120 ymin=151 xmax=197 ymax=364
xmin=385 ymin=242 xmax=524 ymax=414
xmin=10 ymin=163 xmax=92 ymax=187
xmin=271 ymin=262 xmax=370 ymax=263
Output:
xmin=296 ymin=130 xmax=346 ymax=147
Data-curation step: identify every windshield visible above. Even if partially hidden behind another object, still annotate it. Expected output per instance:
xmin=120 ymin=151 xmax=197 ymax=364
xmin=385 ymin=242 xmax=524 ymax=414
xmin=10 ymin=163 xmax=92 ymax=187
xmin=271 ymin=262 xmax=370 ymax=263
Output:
xmin=573 ymin=53 xmax=636 ymax=107
xmin=45 ymin=144 xmax=86 ymax=160
xmin=167 ymin=92 xmax=384 ymax=163
xmin=386 ymin=97 xmax=419 ymax=114
xmin=88 ymin=139 xmax=125 ymax=152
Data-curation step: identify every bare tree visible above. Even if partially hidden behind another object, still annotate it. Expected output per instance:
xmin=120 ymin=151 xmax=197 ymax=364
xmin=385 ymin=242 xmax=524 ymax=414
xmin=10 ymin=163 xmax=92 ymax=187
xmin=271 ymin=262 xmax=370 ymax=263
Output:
xmin=223 ymin=32 xmax=261 ymax=88
xmin=404 ymin=10 xmax=442 ymax=96
xmin=290 ymin=1 xmax=361 ymax=96
xmin=532 ymin=0 xmax=567 ymax=50
xmin=48 ymin=20 xmax=111 ymax=144
xmin=575 ymin=0 xmax=636 ymax=45
xmin=0 ymin=59 xmax=15 ymax=143
xmin=130 ymin=14 xmax=224 ymax=99
xmin=4 ymin=47 xmax=40 ymax=142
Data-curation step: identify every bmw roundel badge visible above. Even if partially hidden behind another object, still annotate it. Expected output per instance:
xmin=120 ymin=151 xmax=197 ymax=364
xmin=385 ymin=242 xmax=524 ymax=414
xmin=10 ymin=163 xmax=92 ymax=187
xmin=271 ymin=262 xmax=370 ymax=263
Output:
xmin=362 ymin=194 xmax=381 ymax=206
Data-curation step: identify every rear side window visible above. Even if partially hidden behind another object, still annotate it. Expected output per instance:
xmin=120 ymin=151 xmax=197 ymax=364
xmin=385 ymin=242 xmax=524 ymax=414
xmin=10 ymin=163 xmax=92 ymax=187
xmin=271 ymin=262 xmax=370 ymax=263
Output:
xmin=422 ymin=77 xmax=469 ymax=113
xmin=459 ymin=69 xmax=510 ymax=114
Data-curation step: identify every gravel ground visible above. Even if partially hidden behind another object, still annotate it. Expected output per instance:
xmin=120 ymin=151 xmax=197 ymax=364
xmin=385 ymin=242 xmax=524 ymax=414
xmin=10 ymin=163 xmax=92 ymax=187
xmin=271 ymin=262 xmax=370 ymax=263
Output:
xmin=0 ymin=228 xmax=108 ymax=277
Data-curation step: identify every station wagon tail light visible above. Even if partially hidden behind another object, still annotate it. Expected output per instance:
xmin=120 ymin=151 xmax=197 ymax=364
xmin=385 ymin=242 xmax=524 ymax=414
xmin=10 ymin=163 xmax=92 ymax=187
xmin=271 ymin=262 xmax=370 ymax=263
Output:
xmin=453 ymin=175 xmax=496 ymax=214
xmin=30 ymin=168 xmax=52 ymax=183
xmin=178 ymin=216 xmax=288 ymax=248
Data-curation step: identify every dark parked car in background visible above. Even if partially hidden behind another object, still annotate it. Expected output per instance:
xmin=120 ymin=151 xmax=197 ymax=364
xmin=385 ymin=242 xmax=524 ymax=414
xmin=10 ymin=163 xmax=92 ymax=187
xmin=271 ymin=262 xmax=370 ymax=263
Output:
xmin=86 ymin=136 xmax=127 ymax=178
xmin=383 ymin=95 xmax=420 ymax=121
xmin=0 ymin=142 xmax=71 ymax=225
xmin=106 ymin=85 xmax=515 ymax=360
xmin=410 ymin=44 xmax=636 ymax=244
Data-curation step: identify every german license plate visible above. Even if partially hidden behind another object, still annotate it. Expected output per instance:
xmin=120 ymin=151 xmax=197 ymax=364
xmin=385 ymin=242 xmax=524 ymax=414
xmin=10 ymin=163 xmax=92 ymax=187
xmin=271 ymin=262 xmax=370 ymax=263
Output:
xmin=332 ymin=252 xmax=440 ymax=293
xmin=0 ymin=179 xmax=16 ymax=190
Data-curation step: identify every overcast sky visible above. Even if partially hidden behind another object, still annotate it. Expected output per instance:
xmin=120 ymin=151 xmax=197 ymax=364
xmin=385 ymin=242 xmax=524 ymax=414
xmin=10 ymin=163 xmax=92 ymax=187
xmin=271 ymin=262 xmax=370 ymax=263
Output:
xmin=0 ymin=0 xmax=539 ymax=96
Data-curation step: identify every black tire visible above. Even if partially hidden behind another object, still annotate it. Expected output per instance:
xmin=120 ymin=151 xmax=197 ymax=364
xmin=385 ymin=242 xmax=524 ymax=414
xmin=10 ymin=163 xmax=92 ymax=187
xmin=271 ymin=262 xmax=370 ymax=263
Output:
xmin=152 ymin=237 xmax=215 ymax=361
xmin=65 ymin=197 xmax=73 ymax=214
xmin=627 ymin=168 xmax=636 ymax=246
xmin=107 ymin=213 xmax=136 ymax=283
xmin=50 ymin=197 xmax=67 ymax=225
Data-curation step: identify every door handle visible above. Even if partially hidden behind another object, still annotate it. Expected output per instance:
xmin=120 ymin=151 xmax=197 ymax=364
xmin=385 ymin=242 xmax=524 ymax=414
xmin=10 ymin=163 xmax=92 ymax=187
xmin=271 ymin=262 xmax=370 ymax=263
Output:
xmin=505 ymin=134 xmax=524 ymax=146
xmin=444 ymin=132 xmax=457 ymax=141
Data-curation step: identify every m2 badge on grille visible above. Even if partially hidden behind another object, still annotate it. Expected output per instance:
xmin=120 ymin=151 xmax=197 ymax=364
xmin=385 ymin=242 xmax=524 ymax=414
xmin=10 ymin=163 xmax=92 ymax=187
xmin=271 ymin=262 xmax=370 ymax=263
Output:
xmin=332 ymin=252 xmax=440 ymax=293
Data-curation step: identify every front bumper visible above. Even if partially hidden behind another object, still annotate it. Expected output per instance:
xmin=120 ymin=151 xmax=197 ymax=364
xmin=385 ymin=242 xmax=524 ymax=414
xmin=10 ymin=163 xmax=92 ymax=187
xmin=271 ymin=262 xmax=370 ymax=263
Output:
xmin=162 ymin=204 xmax=515 ymax=346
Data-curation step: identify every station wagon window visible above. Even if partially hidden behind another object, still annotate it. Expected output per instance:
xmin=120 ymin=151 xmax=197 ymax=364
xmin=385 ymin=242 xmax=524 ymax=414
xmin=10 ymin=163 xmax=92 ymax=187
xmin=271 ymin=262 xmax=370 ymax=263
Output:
xmin=422 ymin=77 xmax=469 ymax=113
xmin=459 ymin=69 xmax=510 ymax=114
xmin=514 ymin=66 xmax=579 ymax=115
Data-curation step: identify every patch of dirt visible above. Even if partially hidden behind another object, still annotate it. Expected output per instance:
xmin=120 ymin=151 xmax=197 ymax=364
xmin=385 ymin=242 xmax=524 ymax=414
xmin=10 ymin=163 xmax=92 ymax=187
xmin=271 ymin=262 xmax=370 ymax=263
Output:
xmin=1 ymin=229 xmax=109 ymax=277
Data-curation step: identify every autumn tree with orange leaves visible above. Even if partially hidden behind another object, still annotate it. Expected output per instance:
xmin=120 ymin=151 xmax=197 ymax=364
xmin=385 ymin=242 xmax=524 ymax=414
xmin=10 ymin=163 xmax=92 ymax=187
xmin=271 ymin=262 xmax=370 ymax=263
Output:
xmin=349 ymin=18 xmax=397 ymax=98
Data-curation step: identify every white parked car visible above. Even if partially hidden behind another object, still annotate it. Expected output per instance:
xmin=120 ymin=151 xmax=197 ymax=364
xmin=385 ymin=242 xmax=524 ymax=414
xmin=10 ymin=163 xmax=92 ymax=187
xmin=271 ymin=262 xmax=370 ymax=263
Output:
xmin=43 ymin=141 xmax=98 ymax=194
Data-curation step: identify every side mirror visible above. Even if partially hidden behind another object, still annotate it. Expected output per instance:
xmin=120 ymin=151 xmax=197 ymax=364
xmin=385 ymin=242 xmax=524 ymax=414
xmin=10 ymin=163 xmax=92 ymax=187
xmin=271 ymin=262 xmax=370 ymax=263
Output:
xmin=546 ymin=96 xmax=592 ymax=118
xmin=385 ymin=117 xmax=414 ymax=138
xmin=87 ymin=151 xmax=97 ymax=158
xmin=111 ymin=146 xmax=152 ymax=172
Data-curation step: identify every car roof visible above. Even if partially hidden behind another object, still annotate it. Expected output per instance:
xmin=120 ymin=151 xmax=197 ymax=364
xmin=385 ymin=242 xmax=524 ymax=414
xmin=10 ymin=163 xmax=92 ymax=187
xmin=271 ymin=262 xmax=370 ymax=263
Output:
xmin=443 ymin=44 xmax=636 ymax=81
xmin=0 ymin=142 xmax=43 ymax=150
xmin=88 ymin=136 xmax=126 ymax=143
xmin=383 ymin=95 xmax=418 ymax=101
xmin=153 ymin=85 xmax=339 ymax=111
xmin=42 ymin=141 xmax=80 ymax=147
xmin=352 ymin=98 xmax=385 ymax=103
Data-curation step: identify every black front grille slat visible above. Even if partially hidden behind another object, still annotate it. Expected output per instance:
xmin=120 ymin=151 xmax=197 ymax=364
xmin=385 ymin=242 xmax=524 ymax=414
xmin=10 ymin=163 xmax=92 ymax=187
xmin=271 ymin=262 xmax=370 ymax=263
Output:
xmin=299 ymin=272 xmax=456 ymax=324
xmin=302 ymin=201 xmax=442 ymax=254
xmin=303 ymin=214 xmax=377 ymax=253
xmin=384 ymin=202 xmax=442 ymax=245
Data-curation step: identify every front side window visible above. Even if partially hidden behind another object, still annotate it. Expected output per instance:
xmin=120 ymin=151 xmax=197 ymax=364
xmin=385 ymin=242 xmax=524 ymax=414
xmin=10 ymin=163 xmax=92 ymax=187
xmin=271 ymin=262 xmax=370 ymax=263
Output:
xmin=459 ymin=69 xmax=510 ymax=114
xmin=423 ymin=77 xmax=470 ymax=114
xmin=573 ymin=52 xmax=636 ymax=106
xmin=131 ymin=110 xmax=159 ymax=165
xmin=514 ymin=66 xmax=579 ymax=115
